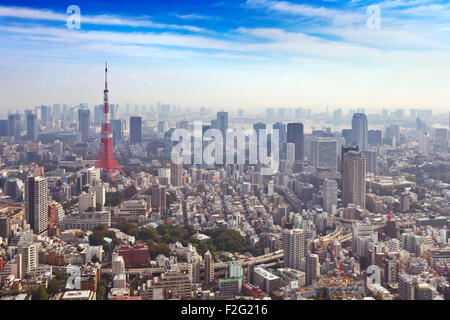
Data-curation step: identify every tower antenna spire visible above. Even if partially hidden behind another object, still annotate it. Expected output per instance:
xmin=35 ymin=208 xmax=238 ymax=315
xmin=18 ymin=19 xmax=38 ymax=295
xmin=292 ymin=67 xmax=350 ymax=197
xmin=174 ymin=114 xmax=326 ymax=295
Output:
xmin=105 ymin=62 xmax=108 ymax=90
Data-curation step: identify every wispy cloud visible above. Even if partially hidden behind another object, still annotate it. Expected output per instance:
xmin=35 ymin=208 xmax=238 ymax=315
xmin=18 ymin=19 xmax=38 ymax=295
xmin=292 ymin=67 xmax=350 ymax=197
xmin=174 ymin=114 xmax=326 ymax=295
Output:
xmin=175 ymin=13 xmax=213 ymax=20
xmin=0 ymin=5 xmax=206 ymax=32
xmin=245 ymin=0 xmax=365 ymax=25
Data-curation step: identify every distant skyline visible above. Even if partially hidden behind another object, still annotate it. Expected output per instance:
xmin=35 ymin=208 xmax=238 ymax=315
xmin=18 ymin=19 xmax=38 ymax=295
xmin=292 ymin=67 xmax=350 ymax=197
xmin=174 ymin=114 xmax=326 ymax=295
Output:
xmin=1 ymin=0 xmax=450 ymax=112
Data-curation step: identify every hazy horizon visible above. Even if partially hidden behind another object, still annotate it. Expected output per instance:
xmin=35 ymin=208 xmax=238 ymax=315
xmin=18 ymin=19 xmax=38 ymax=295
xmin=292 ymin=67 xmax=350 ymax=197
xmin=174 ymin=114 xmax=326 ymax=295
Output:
xmin=1 ymin=0 xmax=450 ymax=112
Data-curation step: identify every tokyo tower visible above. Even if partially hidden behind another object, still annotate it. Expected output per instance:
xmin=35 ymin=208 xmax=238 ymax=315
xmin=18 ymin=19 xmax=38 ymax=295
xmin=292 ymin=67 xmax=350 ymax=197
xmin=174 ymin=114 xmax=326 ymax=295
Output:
xmin=95 ymin=62 xmax=126 ymax=180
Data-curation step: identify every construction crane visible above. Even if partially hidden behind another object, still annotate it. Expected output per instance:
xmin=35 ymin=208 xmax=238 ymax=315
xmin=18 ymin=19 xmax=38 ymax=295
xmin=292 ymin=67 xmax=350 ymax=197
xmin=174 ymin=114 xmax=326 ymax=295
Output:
xmin=330 ymin=241 xmax=342 ymax=273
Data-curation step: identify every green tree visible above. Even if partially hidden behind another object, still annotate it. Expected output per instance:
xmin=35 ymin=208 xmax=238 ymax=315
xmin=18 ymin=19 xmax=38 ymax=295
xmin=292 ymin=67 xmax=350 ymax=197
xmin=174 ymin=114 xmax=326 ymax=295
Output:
xmin=91 ymin=255 xmax=100 ymax=263
xmin=47 ymin=279 xmax=60 ymax=296
xmin=33 ymin=285 xmax=49 ymax=300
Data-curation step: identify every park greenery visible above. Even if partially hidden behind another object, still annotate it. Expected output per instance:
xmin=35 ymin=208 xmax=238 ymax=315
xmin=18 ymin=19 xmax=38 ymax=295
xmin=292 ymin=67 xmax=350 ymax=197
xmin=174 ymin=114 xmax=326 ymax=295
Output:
xmin=113 ymin=221 xmax=250 ymax=260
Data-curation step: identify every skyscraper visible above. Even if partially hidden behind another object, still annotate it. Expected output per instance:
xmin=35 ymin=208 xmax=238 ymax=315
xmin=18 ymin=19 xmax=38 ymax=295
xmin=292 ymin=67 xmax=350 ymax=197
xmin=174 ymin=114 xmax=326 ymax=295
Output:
xmin=311 ymin=137 xmax=337 ymax=171
xmin=351 ymin=113 xmax=368 ymax=151
xmin=26 ymin=113 xmax=38 ymax=141
xmin=171 ymin=162 xmax=183 ymax=187
xmin=286 ymin=143 xmax=295 ymax=168
xmin=282 ymin=228 xmax=305 ymax=271
xmin=130 ymin=116 xmax=142 ymax=144
xmin=204 ymin=250 xmax=215 ymax=285
xmin=0 ymin=119 xmax=8 ymax=136
xmin=40 ymin=105 xmax=51 ymax=127
xmin=216 ymin=111 xmax=228 ymax=138
xmin=151 ymin=185 xmax=166 ymax=214
xmin=287 ymin=123 xmax=304 ymax=162
xmin=8 ymin=114 xmax=20 ymax=140
xmin=25 ymin=176 xmax=49 ymax=236
xmin=343 ymin=151 xmax=366 ymax=210
xmin=306 ymin=254 xmax=319 ymax=286
xmin=323 ymin=179 xmax=338 ymax=214
xmin=111 ymin=119 xmax=123 ymax=146
xmin=78 ymin=109 xmax=90 ymax=142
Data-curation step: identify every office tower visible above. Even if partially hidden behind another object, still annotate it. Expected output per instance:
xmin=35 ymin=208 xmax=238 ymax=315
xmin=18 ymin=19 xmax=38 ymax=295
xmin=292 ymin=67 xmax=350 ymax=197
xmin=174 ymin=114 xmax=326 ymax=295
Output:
xmin=386 ymin=219 xmax=399 ymax=239
xmin=341 ymin=129 xmax=352 ymax=145
xmin=204 ymin=250 xmax=215 ymax=285
xmin=253 ymin=122 xmax=266 ymax=160
xmin=398 ymin=272 xmax=415 ymax=300
xmin=323 ymin=179 xmax=338 ymax=214
xmin=368 ymin=129 xmax=382 ymax=145
xmin=363 ymin=150 xmax=377 ymax=174
xmin=382 ymin=254 xmax=398 ymax=286
xmin=273 ymin=122 xmax=286 ymax=142
xmin=340 ymin=145 xmax=359 ymax=173
xmin=95 ymin=63 xmax=126 ymax=181
xmin=311 ymin=137 xmax=337 ymax=171
xmin=78 ymin=192 xmax=96 ymax=213
xmin=8 ymin=114 xmax=20 ymax=140
xmin=94 ymin=105 xmax=104 ymax=124
xmin=151 ymin=185 xmax=166 ymax=214
xmin=111 ymin=253 xmax=126 ymax=276
xmin=282 ymin=228 xmax=305 ymax=271
xmin=333 ymin=108 xmax=342 ymax=122
xmin=253 ymin=122 xmax=266 ymax=137
xmin=306 ymin=254 xmax=319 ymax=286
xmin=351 ymin=222 xmax=373 ymax=255
xmin=18 ymin=241 xmax=38 ymax=275
xmin=0 ymin=119 xmax=8 ymax=136
xmin=111 ymin=119 xmax=123 ymax=146
xmin=78 ymin=109 xmax=90 ymax=142
xmin=25 ymin=176 xmax=49 ymax=236
xmin=157 ymin=121 xmax=168 ymax=134
xmin=130 ymin=116 xmax=142 ymax=144
xmin=343 ymin=151 xmax=366 ymax=210
xmin=273 ymin=122 xmax=287 ymax=160
xmin=416 ymin=118 xmax=428 ymax=131
xmin=53 ymin=104 xmax=61 ymax=120
xmin=0 ymin=217 xmax=10 ymax=239
xmin=110 ymin=104 xmax=118 ymax=120
xmin=216 ymin=111 xmax=228 ymax=138
xmin=286 ymin=143 xmax=295 ymax=167
xmin=26 ymin=114 xmax=38 ymax=141
xmin=287 ymin=123 xmax=304 ymax=162
xmin=435 ymin=128 xmax=448 ymax=147
xmin=40 ymin=105 xmax=51 ymax=126
xmin=171 ymin=162 xmax=183 ymax=187
xmin=386 ymin=124 xmax=400 ymax=143
xmin=351 ymin=113 xmax=368 ymax=150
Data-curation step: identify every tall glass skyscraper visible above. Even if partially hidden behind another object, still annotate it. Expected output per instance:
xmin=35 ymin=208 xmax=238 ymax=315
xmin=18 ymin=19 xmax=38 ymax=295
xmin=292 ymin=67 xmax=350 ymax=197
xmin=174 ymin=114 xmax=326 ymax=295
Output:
xmin=351 ymin=113 xmax=368 ymax=151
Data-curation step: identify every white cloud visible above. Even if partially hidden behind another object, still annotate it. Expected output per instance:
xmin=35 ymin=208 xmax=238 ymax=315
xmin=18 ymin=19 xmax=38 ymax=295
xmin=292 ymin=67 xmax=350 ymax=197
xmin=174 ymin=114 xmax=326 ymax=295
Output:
xmin=245 ymin=0 xmax=365 ymax=25
xmin=0 ymin=5 xmax=206 ymax=32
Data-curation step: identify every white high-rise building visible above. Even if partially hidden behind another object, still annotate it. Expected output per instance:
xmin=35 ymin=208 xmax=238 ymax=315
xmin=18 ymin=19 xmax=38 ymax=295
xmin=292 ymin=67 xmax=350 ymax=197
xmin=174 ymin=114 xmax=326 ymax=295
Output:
xmin=111 ymin=253 xmax=126 ymax=276
xmin=283 ymin=228 xmax=305 ymax=271
xmin=18 ymin=241 xmax=38 ymax=276
xmin=95 ymin=184 xmax=105 ymax=207
xmin=78 ymin=192 xmax=96 ymax=213
xmin=352 ymin=222 xmax=374 ymax=255
xmin=25 ymin=176 xmax=49 ymax=236
xmin=286 ymin=143 xmax=295 ymax=167
xmin=323 ymin=179 xmax=338 ymax=214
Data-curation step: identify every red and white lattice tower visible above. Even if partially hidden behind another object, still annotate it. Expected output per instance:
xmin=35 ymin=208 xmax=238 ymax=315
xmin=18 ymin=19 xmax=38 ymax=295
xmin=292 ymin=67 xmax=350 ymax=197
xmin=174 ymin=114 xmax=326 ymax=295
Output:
xmin=95 ymin=62 xmax=125 ymax=180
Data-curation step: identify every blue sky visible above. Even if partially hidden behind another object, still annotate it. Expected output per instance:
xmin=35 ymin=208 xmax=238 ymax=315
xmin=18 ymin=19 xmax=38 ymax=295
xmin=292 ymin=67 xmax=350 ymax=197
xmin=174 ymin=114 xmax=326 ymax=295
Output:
xmin=1 ymin=0 xmax=450 ymax=113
